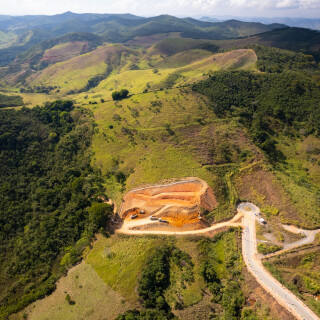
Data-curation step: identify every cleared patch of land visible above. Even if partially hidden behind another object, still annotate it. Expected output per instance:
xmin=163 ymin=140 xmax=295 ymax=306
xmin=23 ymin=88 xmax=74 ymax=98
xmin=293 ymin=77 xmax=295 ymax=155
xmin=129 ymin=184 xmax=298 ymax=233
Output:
xmin=120 ymin=177 xmax=217 ymax=228
xmin=42 ymin=41 xmax=89 ymax=64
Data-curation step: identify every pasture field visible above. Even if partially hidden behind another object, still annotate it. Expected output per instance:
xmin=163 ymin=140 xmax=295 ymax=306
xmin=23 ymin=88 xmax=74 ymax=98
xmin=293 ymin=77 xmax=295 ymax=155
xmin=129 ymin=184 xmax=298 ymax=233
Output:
xmin=11 ymin=262 xmax=131 ymax=320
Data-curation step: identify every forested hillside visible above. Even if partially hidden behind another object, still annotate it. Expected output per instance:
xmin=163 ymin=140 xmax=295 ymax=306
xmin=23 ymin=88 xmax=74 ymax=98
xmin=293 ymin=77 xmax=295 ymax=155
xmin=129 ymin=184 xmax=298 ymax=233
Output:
xmin=0 ymin=101 xmax=112 ymax=318
xmin=192 ymin=49 xmax=320 ymax=159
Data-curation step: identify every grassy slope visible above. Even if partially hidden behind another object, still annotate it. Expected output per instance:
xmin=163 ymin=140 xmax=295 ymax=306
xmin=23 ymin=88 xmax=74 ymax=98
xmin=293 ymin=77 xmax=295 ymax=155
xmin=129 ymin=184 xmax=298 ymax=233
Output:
xmin=0 ymin=31 xmax=18 ymax=49
xmin=17 ymin=46 xmax=256 ymax=99
xmin=85 ymin=235 xmax=164 ymax=303
xmin=72 ymin=48 xmax=257 ymax=104
xmin=264 ymin=237 xmax=320 ymax=316
xmin=10 ymin=262 xmax=131 ymax=320
xmin=234 ymin=133 xmax=320 ymax=228
xmin=26 ymin=44 xmax=135 ymax=93
xmin=42 ymin=41 xmax=88 ymax=64
xmin=88 ymin=86 xmax=261 ymax=212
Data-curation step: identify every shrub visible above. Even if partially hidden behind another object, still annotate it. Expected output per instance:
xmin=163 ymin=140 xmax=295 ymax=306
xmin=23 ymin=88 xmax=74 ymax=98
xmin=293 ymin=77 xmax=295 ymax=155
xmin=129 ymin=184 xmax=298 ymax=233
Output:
xmin=257 ymin=243 xmax=282 ymax=255
xmin=112 ymin=89 xmax=129 ymax=100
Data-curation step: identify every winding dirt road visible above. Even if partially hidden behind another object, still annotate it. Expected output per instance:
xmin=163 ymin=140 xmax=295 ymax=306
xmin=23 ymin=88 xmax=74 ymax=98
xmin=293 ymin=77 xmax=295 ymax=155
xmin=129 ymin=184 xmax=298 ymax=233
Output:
xmin=239 ymin=203 xmax=319 ymax=320
xmin=117 ymin=202 xmax=320 ymax=320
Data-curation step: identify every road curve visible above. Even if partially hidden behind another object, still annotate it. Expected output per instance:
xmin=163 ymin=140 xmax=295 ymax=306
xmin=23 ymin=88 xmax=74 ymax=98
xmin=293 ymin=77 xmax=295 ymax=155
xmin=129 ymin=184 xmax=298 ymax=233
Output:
xmin=117 ymin=211 xmax=243 ymax=235
xmin=116 ymin=202 xmax=319 ymax=320
xmin=239 ymin=203 xmax=319 ymax=320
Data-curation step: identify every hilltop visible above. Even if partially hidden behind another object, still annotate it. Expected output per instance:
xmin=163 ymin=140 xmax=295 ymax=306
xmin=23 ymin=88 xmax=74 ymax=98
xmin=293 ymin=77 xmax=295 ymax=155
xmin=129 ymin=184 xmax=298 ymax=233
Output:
xmin=0 ymin=12 xmax=286 ymax=66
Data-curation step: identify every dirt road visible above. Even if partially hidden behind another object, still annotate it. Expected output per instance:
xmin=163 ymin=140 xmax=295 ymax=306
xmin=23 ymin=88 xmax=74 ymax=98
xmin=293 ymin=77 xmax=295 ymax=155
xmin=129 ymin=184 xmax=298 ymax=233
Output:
xmin=117 ymin=202 xmax=320 ymax=320
xmin=264 ymin=224 xmax=320 ymax=258
xmin=239 ymin=203 xmax=319 ymax=320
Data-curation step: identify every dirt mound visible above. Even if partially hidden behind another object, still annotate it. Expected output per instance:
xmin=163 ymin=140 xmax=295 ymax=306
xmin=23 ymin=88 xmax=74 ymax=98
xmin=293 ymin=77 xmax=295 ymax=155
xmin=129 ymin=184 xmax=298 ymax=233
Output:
xmin=120 ymin=177 xmax=217 ymax=229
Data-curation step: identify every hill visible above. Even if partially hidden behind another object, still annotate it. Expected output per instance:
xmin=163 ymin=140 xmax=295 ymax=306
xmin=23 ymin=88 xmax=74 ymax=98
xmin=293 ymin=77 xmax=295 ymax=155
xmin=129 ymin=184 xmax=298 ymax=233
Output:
xmin=0 ymin=13 xmax=286 ymax=67
xmin=16 ymin=32 xmax=103 ymax=68
xmin=206 ymin=27 xmax=320 ymax=61
xmin=1 ymin=22 xmax=320 ymax=320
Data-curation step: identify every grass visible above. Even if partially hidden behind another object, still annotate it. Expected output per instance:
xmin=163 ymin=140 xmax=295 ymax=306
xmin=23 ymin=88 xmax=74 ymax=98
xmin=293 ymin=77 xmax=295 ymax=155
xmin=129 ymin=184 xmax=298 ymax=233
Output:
xmin=43 ymin=41 xmax=88 ymax=64
xmin=165 ymin=237 xmax=206 ymax=308
xmin=85 ymin=234 xmax=167 ymax=303
xmin=87 ymin=84 xmax=261 ymax=215
xmin=274 ymin=134 xmax=320 ymax=228
xmin=27 ymin=44 xmax=135 ymax=94
xmin=21 ymin=46 xmax=257 ymax=100
xmin=155 ymin=49 xmax=213 ymax=68
xmin=11 ymin=262 xmax=131 ymax=320
xmin=264 ymin=246 xmax=320 ymax=317
xmin=89 ymin=88 xmax=221 ymax=204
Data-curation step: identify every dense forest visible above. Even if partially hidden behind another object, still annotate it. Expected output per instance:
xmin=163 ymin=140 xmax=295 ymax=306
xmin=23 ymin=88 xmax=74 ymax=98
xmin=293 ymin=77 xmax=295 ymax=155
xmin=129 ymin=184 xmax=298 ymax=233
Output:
xmin=0 ymin=101 xmax=112 ymax=318
xmin=193 ymin=51 xmax=320 ymax=161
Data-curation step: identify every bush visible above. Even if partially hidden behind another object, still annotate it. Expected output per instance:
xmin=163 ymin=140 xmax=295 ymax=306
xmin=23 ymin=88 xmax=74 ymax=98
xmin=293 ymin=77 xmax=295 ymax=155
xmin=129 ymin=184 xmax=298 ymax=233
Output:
xmin=112 ymin=89 xmax=129 ymax=100
xmin=257 ymin=243 xmax=282 ymax=255
xmin=88 ymin=202 xmax=113 ymax=230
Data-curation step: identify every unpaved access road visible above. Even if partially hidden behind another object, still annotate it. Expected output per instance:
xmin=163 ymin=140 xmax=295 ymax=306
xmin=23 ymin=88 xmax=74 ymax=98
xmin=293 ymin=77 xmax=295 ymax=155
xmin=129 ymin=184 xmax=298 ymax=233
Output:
xmin=239 ymin=203 xmax=319 ymax=320
xmin=117 ymin=202 xmax=320 ymax=320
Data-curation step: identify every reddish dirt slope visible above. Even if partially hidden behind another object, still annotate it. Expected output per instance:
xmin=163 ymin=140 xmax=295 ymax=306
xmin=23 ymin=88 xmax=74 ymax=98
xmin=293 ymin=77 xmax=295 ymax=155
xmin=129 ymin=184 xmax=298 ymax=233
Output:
xmin=120 ymin=177 xmax=217 ymax=228
xmin=42 ymin=41 xmax=89 ymax=64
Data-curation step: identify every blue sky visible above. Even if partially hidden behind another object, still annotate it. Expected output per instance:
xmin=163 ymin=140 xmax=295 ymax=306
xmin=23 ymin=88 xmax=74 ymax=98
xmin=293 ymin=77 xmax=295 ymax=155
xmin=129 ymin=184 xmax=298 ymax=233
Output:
xmin=1 ymin=0 xmax=320 ymax=18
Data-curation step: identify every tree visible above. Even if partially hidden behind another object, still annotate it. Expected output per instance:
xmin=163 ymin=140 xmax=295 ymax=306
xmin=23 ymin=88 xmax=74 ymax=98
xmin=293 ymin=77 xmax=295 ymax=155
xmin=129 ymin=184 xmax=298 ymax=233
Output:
xmin=112 ymin=89 xmax=129 ymax=100
xmin=88 ymin=202 xmax=113 ymax=230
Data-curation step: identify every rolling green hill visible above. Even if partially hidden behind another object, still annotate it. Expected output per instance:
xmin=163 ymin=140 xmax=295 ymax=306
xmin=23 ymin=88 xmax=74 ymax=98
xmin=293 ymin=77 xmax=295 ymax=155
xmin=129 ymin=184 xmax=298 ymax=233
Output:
xmin=206 ymin=27 xmax=320 ymax=61
xmin=0 ymin=13 xmax=286 ymax=67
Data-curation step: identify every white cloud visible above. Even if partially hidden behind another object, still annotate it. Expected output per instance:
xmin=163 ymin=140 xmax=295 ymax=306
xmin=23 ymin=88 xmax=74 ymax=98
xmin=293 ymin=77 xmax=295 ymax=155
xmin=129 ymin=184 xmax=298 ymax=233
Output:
xmin=0 ymin=0 xmax=319 ymax=16
xmin=178 ymin=0 xmax=320 ymax=10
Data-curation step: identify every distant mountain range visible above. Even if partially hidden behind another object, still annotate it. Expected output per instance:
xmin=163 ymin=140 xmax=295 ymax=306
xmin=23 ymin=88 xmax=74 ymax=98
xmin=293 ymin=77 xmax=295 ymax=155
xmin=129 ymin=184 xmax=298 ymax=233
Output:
xmin=199 ymin=16 xmax=320 ymax=31
xmin=0 ymin=12 xmax=287 ymax=66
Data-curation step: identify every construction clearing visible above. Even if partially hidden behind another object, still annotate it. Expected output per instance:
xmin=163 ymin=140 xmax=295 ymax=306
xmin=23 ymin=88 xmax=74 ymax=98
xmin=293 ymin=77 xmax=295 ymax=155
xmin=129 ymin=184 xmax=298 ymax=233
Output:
xmin=119 ymin=177 xmax=217 ymax=230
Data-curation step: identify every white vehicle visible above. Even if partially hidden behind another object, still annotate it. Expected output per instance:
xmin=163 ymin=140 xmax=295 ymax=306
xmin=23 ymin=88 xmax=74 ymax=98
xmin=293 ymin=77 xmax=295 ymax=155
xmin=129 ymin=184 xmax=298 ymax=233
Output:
xmin=150 ymin=216 xmax=158 ymax=221
xmin=259 ymin=218 xmax=267 ymax=224
xmin=130 ymin=214 xmax=138 ymax=219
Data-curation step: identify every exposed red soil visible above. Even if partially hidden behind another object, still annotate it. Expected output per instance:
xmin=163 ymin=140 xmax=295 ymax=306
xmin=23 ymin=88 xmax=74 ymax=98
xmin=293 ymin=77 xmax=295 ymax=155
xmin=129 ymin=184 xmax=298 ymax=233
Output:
xmin=42 ymin=41 xmax=89 ymax=64
xmin=120 ymin=177 xmax=217 ymax=228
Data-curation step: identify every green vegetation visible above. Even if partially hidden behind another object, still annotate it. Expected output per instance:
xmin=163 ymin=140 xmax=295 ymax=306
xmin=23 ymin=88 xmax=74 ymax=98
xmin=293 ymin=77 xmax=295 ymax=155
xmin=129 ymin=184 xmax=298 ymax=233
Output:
xmin=85 ymin=235 xmax=162 ymax=302
xmin=152 ymin=38 xmax=219 ymax=56
xmin=264 ymin=247 xmax=320 ymax=316
xmin=193 ymin=70 xmax=320 ymax=138
xmin=115 ymin=231 xmax=271 ymax=320
xmin=0 ymin=101 xmax=108 ymax=318
xmin=12 ymin=262 xmax=132 ymax=320
xmin=198 ymin=230 xmax=244 ymax=319
xmin=0 ymin=93 xmax=23 ymax=108
xmin=112 ymin=89 xmax=129 ymax=100
xmin=1 ymin=18 xmax=320 ymax=320
xmin=193 ymin=64 xmax=320 ymax=227
xmin=257 ymin=243 xmax=282 ymax=255
xmin=252 ymin=45 xmax=317 ymax=73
